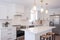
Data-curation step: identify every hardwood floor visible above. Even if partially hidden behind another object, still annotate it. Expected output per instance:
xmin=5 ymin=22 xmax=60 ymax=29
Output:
xmin=55 ymin=35 xmax=60 ymax=40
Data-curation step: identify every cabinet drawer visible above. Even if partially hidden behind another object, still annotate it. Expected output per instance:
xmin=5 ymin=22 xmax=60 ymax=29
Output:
xmin=1 ymin=27 xmax=16 ymax=40
xmin=7 ymin=29 xmax=16 ymax=33
xmin=7 ymin=38 xmax=13 ymax=40
xmin=7 ymin=36 xmax=16 ymax=40
xmin=7 ymin=27 xmax=16 ymax=30
xmin=1 ymin=38 xmax=7 ymax=40
xmin=7 ymin=34 xmax=16 ymax=39
xmin=7 ymin=32 xmax=16 ymax=36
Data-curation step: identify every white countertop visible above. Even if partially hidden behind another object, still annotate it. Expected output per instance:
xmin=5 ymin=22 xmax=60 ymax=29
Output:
xmin=21 ymin=26 xmax=56 ymax=34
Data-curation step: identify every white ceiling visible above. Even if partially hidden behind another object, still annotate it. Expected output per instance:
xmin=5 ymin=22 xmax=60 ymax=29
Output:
xmin=0 ymin=0 xmax=60 ymax=9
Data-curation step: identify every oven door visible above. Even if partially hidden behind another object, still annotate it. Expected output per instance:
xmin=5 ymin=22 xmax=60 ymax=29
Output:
xmin=17 ymin=30 xmax=24 ymax=37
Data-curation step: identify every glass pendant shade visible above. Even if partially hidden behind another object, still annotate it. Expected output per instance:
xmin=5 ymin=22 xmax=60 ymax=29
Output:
xmin=45 ymin=3 xmax=48 ymax=14
xmin=33 ymin=6 xmax=37 ymax=10
xmin=40 ymin=8 xmax=44 ymax=13
xmin=45 ymin=9 xmax=48 ymax=14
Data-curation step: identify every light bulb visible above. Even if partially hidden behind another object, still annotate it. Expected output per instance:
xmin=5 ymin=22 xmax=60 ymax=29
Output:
xmin=33 ymin=6 xmax=36 ymax=10
xmin=45 ymin=10 xmax=48 ymax=14
xmin=40 ymin=8 xmax=44 ymax=13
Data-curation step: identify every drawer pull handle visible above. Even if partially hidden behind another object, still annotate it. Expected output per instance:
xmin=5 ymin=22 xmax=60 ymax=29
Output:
xmin=8 ymin=38 xmax=12 ymax=40
xmin=8 ymin=33 xmax=12 ymax=34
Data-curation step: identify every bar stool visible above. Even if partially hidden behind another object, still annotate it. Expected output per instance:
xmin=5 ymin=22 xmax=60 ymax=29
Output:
xmin=46 ymin=32 xmax=55 ymax=40
xmin=40 ymin=34 xmax=52 ymax=40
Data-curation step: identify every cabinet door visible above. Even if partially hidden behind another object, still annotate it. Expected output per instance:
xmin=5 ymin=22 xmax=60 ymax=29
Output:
xmin=7 ymin=27 xmax=16 ymax=40
xmin=1 ymin=27 xmax=16 ymax=40
xmin=11 ymin=28 xmax=16 ymax=39
xmin=1 ymin=28 xmax=8 ymax=40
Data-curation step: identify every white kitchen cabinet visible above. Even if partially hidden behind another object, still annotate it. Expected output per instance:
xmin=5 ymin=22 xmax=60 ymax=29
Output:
xmin=1 ymin=27 xmax=16 ymax=40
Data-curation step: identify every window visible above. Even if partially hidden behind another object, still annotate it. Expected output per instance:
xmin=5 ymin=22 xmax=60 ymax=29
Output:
xmin=29 ymin=6 xmax=38 ymax=22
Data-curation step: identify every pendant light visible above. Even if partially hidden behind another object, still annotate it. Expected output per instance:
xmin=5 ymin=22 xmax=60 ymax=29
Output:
xmin=45 ymin=3 xmax=48 ymax=14
xmin=33 ymin=0 xmax=38 ymax=20
xmin=32 ymin=0 xmax=36 ymax=11
xmin=40 ymin=0 xmax=44 ymax=13
xmin=30 ymin=0 xmax=37 ymax=22
xmin=31 ymin=0 xmax=36 ymax=12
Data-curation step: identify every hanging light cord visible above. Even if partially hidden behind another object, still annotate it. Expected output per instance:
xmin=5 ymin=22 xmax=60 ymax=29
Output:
xmin=40 ymin=0 xmax=43 ymax=7
xmin=46 ymin=3 xmax=48 ymax=9
xmin=34 ymin=0 xmax=36 ymax=6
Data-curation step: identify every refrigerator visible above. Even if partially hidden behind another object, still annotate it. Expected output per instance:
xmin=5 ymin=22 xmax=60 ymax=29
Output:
xmin=50 ymin=15 xmax=60 ymax=35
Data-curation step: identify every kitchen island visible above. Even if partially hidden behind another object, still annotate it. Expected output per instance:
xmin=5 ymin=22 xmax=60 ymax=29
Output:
xmin=21 ymin=26 xmax=55 ymax=40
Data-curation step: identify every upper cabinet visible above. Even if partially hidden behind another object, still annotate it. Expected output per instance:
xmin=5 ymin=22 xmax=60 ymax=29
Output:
xmin=0 ymin=2 xmax=16 ymax=19
xmin=0 ymin=2 xmax=25 ymax=19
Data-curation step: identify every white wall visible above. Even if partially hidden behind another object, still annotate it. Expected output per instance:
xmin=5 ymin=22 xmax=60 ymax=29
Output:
xmin=24 ymin=8 xmax=30 ymax=19
xmin=15 ymin=4 xmax=24 ymax=13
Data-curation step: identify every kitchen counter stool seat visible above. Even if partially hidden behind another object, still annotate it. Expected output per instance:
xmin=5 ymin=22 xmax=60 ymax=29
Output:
xmin=40 ymin=34 xmax=52 ymax=40
xmin=46 ymin=32 xmax=55 ymax=40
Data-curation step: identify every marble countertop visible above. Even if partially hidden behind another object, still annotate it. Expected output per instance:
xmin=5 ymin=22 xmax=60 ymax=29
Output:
xmin=20 ymin=26 xmax=56 ymax=34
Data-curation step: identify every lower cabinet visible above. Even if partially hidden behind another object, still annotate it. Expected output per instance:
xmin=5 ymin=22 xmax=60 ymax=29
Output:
xmin=1 ymin=27 xmax=16 ymax=40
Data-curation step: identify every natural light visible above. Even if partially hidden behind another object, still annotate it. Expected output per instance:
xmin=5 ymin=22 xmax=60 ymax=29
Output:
xmin=29 ymin=6 xmax=38 ymax=23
